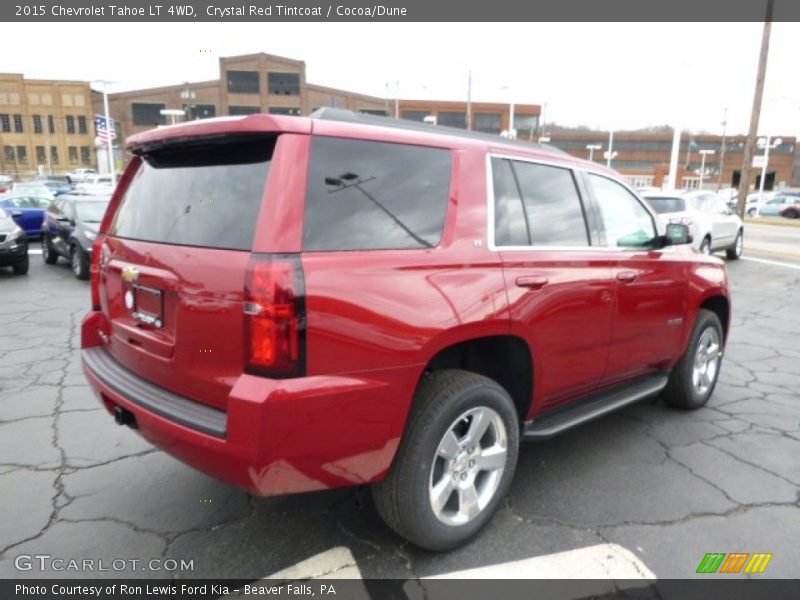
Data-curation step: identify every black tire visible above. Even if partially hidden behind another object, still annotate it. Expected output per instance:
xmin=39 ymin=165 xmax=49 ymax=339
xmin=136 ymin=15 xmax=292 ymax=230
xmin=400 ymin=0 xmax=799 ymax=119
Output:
xmin=70 ymin=244 xmax=90 ymax=280
xmin=725 ymin=229 xmax=743 ymax=260
xmin=42 ymin=236 xmax=58 ymax=264
xmin=784 ymin=209 xmax=798 ymax=219
xmin=12 ymin=254 xmax=29 ymax=275
xmin=662 ymin=309 xmax=724 ymax=410
xmin=699 ymin=236 xmax=712 ymax=255
xmin=372 ymin=369 xmax=519 ymax=551
xmin=747 ymin=207 xmax=757 ymax=217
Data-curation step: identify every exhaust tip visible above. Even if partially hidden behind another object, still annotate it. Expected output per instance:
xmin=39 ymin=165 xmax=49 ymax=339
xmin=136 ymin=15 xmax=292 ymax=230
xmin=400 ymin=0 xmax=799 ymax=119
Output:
xmin=114 ymin=406 xmax=138 ymax=429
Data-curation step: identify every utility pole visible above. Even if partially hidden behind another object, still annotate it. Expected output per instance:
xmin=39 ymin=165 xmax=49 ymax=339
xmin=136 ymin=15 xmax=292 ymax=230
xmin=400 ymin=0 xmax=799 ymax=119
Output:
xmin=717 ymin=107 xmax=728 ymax=190
xmin=737 ymin=0 xmax=773 ymax=218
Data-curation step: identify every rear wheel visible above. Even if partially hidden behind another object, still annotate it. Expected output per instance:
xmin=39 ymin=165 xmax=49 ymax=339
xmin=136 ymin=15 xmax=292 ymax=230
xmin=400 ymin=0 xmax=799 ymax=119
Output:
xmin=662 ymin=309 xmax=723 ymax=410
xmin=70 ymin=244 xmax=90 ymax=280
xmin=372 ymin=369 xmax=519 ymax=551
xmin=12 ymin=255 xmax=29 ymax=275
xmin=784 ymin=208 xmax=798 ymax=219
xmin=42 ymin=236 xmax=58 ymax=265
xmin=725 ymin=230 xmax=743 ymax=260
xmin=747 ymin=207 xmax=757 ymax=217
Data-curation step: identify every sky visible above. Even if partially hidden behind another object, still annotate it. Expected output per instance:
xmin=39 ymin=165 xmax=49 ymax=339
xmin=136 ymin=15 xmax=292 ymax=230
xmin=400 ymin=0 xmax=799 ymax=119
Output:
xmin=3 ymin=22 xmax=799 ymax=137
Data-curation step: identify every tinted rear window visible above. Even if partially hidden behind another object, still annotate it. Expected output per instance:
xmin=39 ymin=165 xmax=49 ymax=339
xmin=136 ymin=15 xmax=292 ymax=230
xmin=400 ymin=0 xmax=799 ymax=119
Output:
xmin=110 ymin=136 xmax=274 ymax=250
xmin=303 ymin=137 xmax=452 ymax=251
xmin=646 ymin=196 xmax=685 ymax=214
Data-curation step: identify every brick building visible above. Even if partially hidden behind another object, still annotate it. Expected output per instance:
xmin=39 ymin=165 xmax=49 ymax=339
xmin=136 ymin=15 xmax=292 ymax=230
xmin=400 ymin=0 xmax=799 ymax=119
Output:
xmin=0 ymin=74 xmax=96 ymax=178
xmin=546 ymin=130 xmax=799 ymax=190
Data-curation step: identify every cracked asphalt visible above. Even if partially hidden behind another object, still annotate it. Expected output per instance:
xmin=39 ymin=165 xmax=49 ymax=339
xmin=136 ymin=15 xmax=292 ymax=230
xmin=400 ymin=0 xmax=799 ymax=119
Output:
xmin=1 ymin=252 xmax=799 ymax=581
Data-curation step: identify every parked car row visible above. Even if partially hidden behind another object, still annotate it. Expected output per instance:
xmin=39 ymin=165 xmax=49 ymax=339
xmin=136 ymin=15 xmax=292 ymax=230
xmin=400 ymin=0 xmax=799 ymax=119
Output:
xmin=0 ymin=194 xmax=110 ymax=279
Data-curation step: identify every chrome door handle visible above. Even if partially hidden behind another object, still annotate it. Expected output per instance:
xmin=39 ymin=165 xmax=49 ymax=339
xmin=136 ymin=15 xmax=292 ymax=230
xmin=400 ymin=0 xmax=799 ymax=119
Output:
xmin=616 ymin=271 xmax=638 ymax=283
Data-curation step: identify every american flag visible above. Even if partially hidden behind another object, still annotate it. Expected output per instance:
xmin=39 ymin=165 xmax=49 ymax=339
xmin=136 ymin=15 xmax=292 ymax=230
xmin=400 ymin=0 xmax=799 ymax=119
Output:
xmin=95 ymin=114 xmax=116 ymax=145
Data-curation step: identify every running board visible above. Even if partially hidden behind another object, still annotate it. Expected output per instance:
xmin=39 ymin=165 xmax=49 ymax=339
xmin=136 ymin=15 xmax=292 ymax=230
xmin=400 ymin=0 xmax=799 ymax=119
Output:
xmin=522 ymin=374 xmax=669 ymax=441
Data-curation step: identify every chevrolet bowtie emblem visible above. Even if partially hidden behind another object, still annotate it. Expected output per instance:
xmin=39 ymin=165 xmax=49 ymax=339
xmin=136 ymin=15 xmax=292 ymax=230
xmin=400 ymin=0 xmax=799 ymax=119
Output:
xmin=121 ymin=266 xmax=139 ymax=283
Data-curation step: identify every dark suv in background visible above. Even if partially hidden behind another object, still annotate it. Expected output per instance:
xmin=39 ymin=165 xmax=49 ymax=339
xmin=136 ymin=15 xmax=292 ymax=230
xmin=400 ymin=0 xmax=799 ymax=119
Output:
xmin=81 ymin=111 xmax=730 ymax=550
xmin=42 ymin=195 xmax=110 ymax=280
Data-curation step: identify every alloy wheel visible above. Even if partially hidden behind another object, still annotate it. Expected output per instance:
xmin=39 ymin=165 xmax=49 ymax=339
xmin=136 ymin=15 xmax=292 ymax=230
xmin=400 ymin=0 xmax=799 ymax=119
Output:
xmin=692 ymin=327 xmax=721 ymax=396
xmin=429 ymin=406 xmax=508 ymax=526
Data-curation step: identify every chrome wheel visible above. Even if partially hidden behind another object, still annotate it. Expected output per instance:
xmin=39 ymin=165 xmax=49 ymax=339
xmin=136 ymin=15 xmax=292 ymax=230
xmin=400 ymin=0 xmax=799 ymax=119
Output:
xmin=429 ymin=406 xmax=507 ymax=526
xmin=701 ymin=238 xmax=712 ymax=255
xmin=71 ymin=247 xmax=81 ymax=275
xmin=692 ymin=327 xmax=721 ymax=396
xmin=735 ymin=232 xmax=743 ymax=256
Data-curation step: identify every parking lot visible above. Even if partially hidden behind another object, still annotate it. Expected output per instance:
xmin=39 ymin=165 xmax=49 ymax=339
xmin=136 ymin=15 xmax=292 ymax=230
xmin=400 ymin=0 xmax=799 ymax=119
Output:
xmin=1 ymin=229 xmax=799 ymax=583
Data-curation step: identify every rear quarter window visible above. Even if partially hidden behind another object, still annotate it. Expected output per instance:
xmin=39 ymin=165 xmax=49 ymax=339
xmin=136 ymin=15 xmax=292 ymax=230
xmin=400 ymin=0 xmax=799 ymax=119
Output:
xmin=303 ymin=137 xmax=452 ymax=251
xmin=109 ymin=136 xmax=275 ymax=251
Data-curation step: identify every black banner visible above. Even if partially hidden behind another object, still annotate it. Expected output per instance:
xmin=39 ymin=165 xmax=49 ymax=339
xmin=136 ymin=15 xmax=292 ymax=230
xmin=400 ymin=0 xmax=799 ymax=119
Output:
xmin=3 ymin=0 xmax=800 ymax=22
xmin=4 ymin=579 xmax=800 ymax=600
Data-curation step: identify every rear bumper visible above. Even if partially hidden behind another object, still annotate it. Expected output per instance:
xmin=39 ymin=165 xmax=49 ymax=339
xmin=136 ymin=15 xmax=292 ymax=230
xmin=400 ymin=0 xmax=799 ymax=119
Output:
xmin=81 ymin=312 xmax=417 ymax=497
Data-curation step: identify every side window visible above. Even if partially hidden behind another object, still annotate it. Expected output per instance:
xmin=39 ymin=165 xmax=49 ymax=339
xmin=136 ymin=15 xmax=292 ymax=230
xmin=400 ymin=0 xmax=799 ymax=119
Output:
xmin=492 ymin=158 xmax=589 ymax=247
xmin=303 ymin=137 xmax=452 ymax=251
xmin=492 ymin=158 xmax=529 ymax=246
xmin=588 ymin=174 xmax=656 ymax=249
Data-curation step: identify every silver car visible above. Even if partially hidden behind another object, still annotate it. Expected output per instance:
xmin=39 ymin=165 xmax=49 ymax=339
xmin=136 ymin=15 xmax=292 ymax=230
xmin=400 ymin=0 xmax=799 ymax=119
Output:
xmin=643 ymin=190 xmax=744 ymax=259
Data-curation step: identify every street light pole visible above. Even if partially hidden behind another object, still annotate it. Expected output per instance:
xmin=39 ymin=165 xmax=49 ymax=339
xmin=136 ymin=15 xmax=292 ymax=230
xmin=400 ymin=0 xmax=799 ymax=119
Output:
xmin=606 ymin=131 xmax=614 ymax=168
xmin=717 ymin=107 xmax=728 ymax=190
xmin=699 ymin=149 xmax=715 ymax=189
xmin=586 ymin=144 xmax=601 ymax=162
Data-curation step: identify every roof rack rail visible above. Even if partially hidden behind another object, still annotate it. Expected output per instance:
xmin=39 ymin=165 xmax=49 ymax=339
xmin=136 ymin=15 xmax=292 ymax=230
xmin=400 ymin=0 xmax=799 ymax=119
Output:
xmin=309 ymin=107 xmax=569 ymax=155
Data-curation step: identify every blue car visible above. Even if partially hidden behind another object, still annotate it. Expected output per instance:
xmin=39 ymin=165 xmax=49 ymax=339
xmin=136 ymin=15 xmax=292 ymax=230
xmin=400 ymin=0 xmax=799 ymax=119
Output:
xmin=758 ymin=193 xmax=800 ymax=217
xmin=0 ymin=194 xmax=52 ymax=237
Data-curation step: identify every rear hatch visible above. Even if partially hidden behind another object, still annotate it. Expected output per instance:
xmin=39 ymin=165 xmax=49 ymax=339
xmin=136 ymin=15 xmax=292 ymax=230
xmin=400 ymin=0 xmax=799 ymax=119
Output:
xmin=98 ymin=135 xmax=276 ymax=410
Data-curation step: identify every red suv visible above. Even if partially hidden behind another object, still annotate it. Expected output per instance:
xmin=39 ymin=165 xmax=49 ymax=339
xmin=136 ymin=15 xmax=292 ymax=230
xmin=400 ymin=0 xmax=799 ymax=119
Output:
xmin=81 ymin=110 xmax=730 ymax=550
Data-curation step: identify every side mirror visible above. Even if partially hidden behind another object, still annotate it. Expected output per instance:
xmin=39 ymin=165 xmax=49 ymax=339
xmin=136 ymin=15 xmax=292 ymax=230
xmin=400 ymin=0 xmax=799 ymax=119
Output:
xmin=664 ymin=223 xmax=693 ymax=246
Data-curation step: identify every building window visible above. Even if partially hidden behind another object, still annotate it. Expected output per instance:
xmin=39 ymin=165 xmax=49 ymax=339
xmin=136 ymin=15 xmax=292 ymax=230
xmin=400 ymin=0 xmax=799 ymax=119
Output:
xmin=267 ymin=107 xmax=301 ymax=116
xmin=515 ymin=115 xmax=539 ymax=137
xmin=48 ymin=115 xmax=55 ymax=134
xmin=66 ymin=115 xmax=76 ymax=134
xmin=401 ymin=110 xmax=431 ymax=122
xmin=228 ymin=105 xmax=260 ymax=116
xmin=13 ymin=114 xmax=23 ymax=133
xmin=36 ymin=146 xmax=46 ymax=164
xmin=132 ymin=102 xmax=166 ymax=126
xmin=227 ymin=70 xmax=260 ymax=94
xmin=267 ymin=72 xmax=300 ymax=96
xmin=438 ymin=111 xmax=467 ymax=129
xmin=623 ymin=175 xmax=655 ymax=189
xmin=78 ymin=115 xmax=87 ymax=134
xmin=68 ymin=146 xmax=79 ymax=164
xmin=80 ymin=146 xmax=91 ymax=165
xmin=359 ymin=109 xmax=389 ymax=116
xmin=50 ymin=146 xmax=59 ymax=165
xmin=682 ymin=177 xmax=700 ymax=190
xmin=1 ymin=114 xmax=10 ymax=133
xmin=16 ymin=146 xmax=27 ymax=163
xmin=474 ymin=113 xmax=502 ymax=134
xmin=4 ymin=146 xmax=14 ymax=163
xmin=32 ymin=115 xmax=43 ymax=134
xmin=185 ymin=104 xmax=216 ymax=120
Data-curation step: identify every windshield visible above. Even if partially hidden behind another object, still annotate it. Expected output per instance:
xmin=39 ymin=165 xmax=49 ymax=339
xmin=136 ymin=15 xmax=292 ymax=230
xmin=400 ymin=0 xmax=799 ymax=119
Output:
xmin=645 ymin=196 xmax=686 ymax=214
xmin=76 ymin=201 xmax=109 ymax=223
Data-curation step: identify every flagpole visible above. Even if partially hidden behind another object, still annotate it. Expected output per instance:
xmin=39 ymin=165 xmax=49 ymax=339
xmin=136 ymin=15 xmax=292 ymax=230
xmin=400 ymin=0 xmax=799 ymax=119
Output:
xmin=101 ymin=81 xmax=115 ymax=186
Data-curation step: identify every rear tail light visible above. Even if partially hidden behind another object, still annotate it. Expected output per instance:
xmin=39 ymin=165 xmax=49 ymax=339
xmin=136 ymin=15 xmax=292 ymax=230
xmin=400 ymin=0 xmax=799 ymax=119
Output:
xmin=244 ymin=254 xmax=306 ymax=378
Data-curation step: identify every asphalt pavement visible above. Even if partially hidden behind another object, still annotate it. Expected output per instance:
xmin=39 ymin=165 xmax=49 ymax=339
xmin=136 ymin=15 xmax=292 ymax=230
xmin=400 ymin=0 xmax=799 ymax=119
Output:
xmin=1 ymin=237 xmax=799 ymax=584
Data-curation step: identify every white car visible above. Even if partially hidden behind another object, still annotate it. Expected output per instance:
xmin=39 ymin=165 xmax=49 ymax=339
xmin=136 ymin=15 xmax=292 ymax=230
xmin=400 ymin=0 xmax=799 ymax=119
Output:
xmin=74 ymin=175 xmax=115 ymax=196
xmin=643 ymin=190 xmax=744 ymax=259
xmin=67 ymin=168 xmax=98 ymax=184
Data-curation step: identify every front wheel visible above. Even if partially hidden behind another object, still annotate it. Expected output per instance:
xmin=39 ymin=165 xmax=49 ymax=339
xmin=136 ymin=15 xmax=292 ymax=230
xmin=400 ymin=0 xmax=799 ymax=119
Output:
xmin=372 ymin=370 xmax=519 ymax=551
xmin=699 ymin=237 xmax=712 ymax=255
xmin=784 ymin=209 xmax=799 ymax=219
xmin=662 ymin=309 xmax=724 ymax=410
xmin=725 ymin=230 xmax=743 ymax=260
xmin=42 ymin=236 xmax=58 ymax=265
xmin=12 ymin=254 xmax=29 ymax=275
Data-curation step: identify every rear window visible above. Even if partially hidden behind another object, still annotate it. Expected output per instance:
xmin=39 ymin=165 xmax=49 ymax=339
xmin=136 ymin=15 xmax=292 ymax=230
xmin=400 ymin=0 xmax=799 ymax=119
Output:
xmin=646 ymin=196 xmax=686 ymax=214
xmin=109 ymin=136 xmax=274 ymax=250
xmin=303 ymin=137 xmax=452 ymax=251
